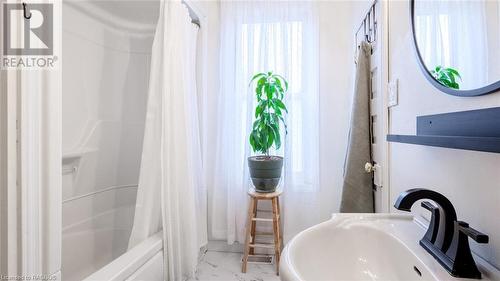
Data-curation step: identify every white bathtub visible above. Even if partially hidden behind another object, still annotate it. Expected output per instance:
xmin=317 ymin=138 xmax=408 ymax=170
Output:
xmin=62 ymin=184 xmax=164 ymax=281
xmin=62 ymin=185 xmax=139 ymax=280
xmin=84 ymin=232 xmax=164 ymax=281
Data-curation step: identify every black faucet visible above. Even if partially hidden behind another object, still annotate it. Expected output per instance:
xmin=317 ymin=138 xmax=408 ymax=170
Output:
xmin=394 ymin=188 xmax=489 ymax=279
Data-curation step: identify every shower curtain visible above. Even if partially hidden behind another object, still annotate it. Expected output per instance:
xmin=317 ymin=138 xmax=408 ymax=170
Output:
xmin=128 ymin=1 xmax=207 ymax=280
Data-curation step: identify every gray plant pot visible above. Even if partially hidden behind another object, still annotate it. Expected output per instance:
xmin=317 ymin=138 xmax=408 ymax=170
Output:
xmin=248 ymin=156 xmax=283 ymax=193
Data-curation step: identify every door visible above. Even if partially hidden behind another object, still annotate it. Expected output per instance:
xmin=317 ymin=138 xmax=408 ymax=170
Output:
xmin=355 ymin=1 xmax=390 ymax=213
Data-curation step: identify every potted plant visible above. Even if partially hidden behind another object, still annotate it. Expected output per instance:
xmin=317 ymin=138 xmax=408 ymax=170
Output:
xmin=248 ymin=72 xmax=288 ymax=193
xmin=431 ymin=65 xmax=462 ymax=89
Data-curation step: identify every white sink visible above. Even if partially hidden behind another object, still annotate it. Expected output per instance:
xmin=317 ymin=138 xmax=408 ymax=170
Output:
xmin=280 ymin=214 xmax=498 ymax=281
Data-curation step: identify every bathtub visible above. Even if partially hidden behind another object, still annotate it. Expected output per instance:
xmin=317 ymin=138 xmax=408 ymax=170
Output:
xmin=62 ymin=184 xmax=164 ymax=281
xmin=84 ymin=232 xmax=164 ymax=281
xmin=61 ymin=185 xmax=139 ymax=280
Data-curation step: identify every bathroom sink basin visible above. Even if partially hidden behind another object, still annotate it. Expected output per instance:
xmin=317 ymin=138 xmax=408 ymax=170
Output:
xmin=280 ymin=214 xmax=497 ymax=281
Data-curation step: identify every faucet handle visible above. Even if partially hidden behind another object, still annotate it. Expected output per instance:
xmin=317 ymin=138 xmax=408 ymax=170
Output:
xmin=420 ymin=201 xmax=440 ymax=244
xmin=421 ymin=201 xmax=437 ymax=211
xmin=458 ymin=221 xmax=489 ymax=243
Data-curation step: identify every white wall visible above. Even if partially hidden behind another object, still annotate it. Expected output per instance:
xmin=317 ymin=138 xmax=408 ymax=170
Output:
xmin=318 ymin=0 xmax=360 ymax=216
xmin=61 ymin=1 xmax=156 ymax=279
xmin=62 ymin=2 xmax=153 ymax=201
xmin=388 ymin=0 xmax=500 ymax=269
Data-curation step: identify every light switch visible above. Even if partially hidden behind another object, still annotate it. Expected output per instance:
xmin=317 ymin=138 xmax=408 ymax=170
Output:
xmin=388 ymin=79 xmax=398 ymax=107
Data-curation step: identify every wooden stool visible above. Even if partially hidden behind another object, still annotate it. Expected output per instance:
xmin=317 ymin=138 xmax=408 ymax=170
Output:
xmin=241 ymin=188 xmax=283 ymax=275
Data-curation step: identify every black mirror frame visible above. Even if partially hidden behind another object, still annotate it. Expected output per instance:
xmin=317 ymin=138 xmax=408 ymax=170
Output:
xmin=410 ymin=0 xmax=500 ymax=97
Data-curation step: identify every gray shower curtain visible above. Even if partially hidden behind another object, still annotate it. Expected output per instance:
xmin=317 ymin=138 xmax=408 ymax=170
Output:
xmin=340 ymin=41 xmax=374 ymax=213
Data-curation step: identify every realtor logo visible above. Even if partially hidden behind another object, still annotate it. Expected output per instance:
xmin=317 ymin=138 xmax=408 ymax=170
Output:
xmin=1 ymin=2 xmax=58 ymax=69
xmin=3 ymin=3 xmax=53 ymax=55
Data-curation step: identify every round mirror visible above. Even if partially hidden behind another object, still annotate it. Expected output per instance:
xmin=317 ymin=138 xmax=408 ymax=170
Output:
xmin=411 ymin=0 xmax=500 ymax=96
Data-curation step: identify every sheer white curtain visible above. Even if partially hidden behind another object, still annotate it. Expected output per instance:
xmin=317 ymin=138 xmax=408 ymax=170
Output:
xmin=211 ymin=1 xmax=321 ymax=244
xmin=414 ymin=1 xmax=488 ymax=89
xmin=128 ymin=1 xmax=207 ymax=280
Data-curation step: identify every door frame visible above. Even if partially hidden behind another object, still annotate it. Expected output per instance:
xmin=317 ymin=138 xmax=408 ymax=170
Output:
xmin=379 ymin=0 xmax=391 ymax=213
xmin=0 ymin=68 xmax=62 ymax=279
xmin=0 ymin=1 xmax=62 ymax=278
xmin=0 ymin=70 xmax=21 ymax=277
xmin=361 ymin=0 xmax=390 ymax=213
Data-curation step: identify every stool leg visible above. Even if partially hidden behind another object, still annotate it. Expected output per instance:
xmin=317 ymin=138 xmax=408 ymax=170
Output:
xmin=242 ymin=197 xmax=256 ymax=273
xmin=249 ymin=199 xmax=258 ymax=255
xmin=272 ymin=198 xmax=280 ymax=275
xmin=277 ymin=197 xmax=283 ymax=249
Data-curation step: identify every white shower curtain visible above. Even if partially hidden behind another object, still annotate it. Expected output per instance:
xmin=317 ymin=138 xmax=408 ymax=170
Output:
xmin=211 ymin=1 xmax=322 ymax=244
xmin=128 ymin=1 xmax=207 ymax=280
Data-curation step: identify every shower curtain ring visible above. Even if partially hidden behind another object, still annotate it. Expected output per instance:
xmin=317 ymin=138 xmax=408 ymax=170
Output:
xmin=22 ymin=3 xmax=32 ymax=20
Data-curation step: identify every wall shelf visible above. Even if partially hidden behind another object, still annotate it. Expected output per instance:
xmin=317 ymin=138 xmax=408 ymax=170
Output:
xmin=387 ymin=107 xmax=500 ymax=154
xmin=387 ymin=135 xmax=500 ymax=153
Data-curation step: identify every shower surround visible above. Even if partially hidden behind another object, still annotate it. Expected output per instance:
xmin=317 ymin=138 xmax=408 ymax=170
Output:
xmin=61 ymin=1 xmax=157 ymax=279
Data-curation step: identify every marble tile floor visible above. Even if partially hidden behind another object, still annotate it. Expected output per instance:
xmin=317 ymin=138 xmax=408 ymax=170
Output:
xmin=188 ymin=250 xmax=281 ymax=281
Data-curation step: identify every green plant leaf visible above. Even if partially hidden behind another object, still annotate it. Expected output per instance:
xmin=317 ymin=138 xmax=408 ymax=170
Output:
xmin=248 ymin=71 xmax=288 ymax=154
xmin=432 ymin=65 xmax=462 ymax=90
xmin=278 ymin=116 xmax=288 ymax=134
xmin=446 ymin=70 xmax=456 ymax=84
xmin=273 ymin=99 xmax=288 ymax=113
xmin=274 ymin=74 xmax=289 ymax=91
xmin=249 ymin=133 xmax=256 ymax=151
xmin=447 ymin=68 xmax=462 ymax=80
xmin=249 ymin=73 xmax=266 ymax=87
xmin=270 ymin=124 xmax=281 ymax=149
xmin=267 ymin=127 xmax=274 ymax=148
xmin=259 ymin=133 xmax=266 ymax=152
xmin=264 ymin=84 xmax=273 ymax=100
xmin=274 ymin=131 xmax=281 ymax=149
xmin=253 ymin=119 xmax=260 ymax=130
xmin=270 ymin=113 xmax=279 ymax=125
xmin=276 ymin=107 xmax=283 ymax=115
xmin=255 ymin=104 xmax=264 ymax=118
xmin=274 ymin=79 xmax=284 ymax=94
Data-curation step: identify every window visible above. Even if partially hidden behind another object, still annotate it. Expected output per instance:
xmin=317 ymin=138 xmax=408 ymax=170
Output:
xmin=240 ymin=21 xmax=305 ymax=174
